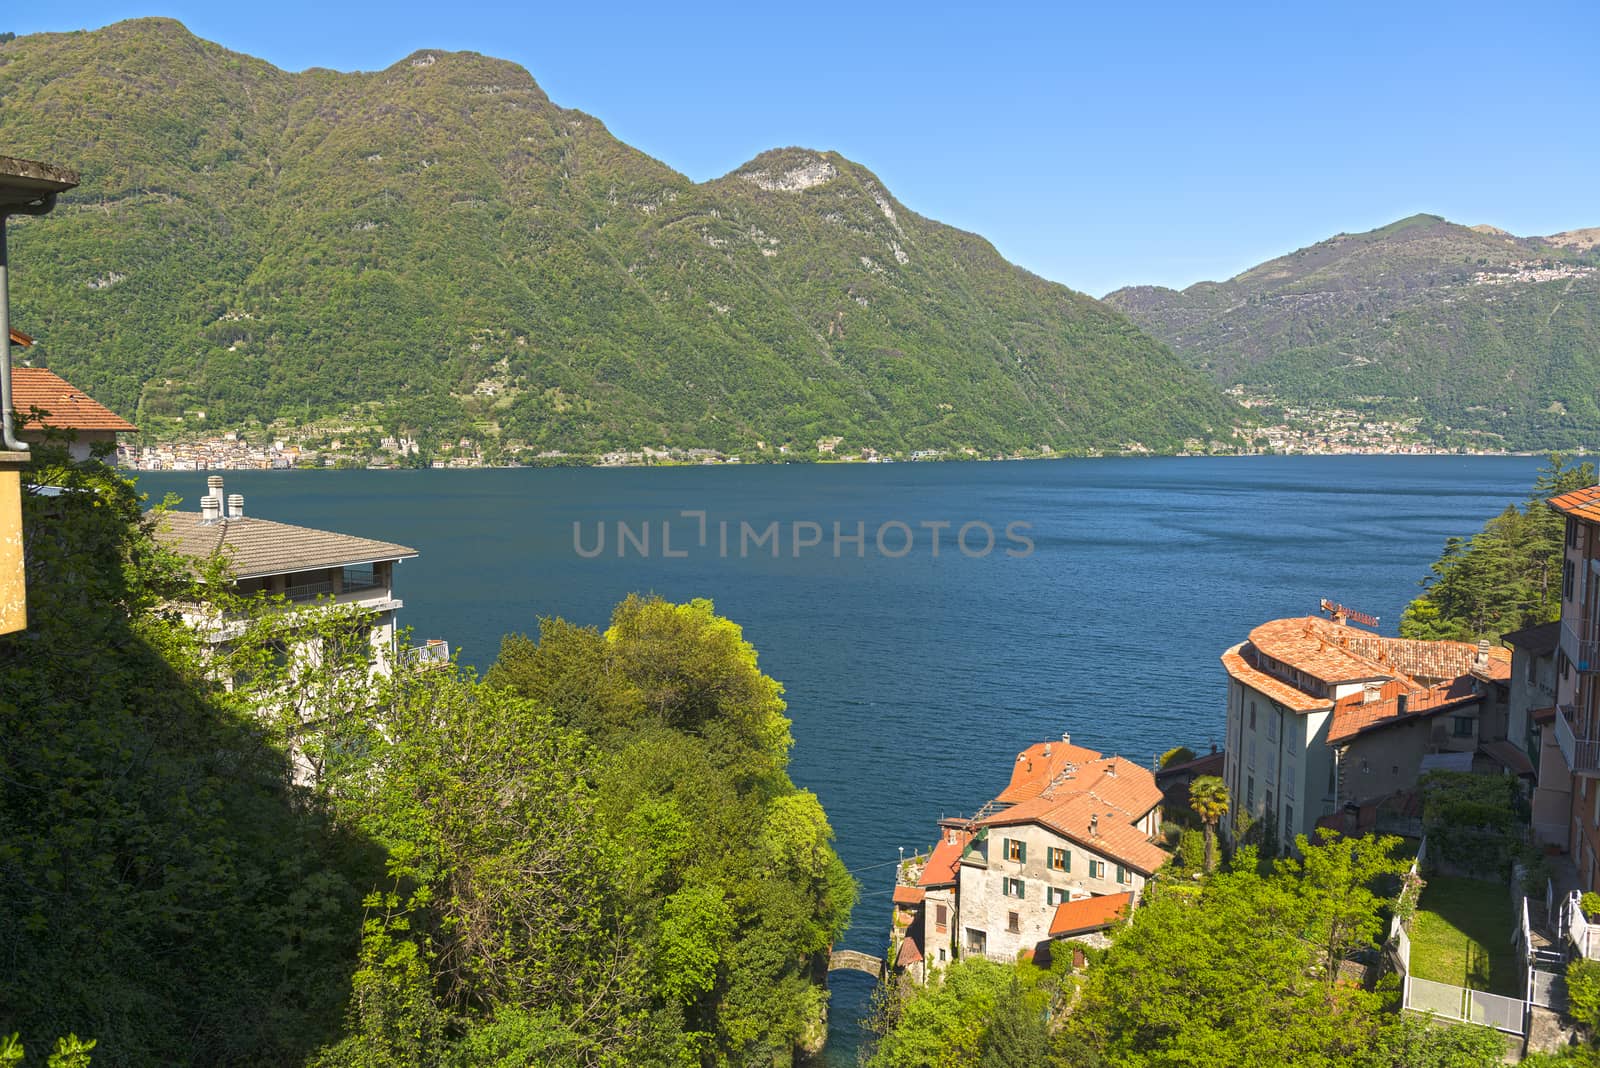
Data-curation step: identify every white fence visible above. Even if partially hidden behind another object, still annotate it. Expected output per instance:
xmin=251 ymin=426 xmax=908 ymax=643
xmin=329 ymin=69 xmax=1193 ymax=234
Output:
xmin=1390 ymin=839 xmax=1528 ymax=1036
xmin=1563 ymin=890 xmax=1600 ymax=960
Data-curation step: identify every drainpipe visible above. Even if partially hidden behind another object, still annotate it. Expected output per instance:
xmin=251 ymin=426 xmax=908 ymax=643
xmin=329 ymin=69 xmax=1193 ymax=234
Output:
xmin=0 ymin=195 xmax=60 ymax=452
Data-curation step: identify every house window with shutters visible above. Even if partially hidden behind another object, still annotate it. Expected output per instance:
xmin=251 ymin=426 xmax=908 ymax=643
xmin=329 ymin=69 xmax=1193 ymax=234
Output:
xmin=935 ymin=903 xmax=948 ymax=931
xmin=1048 ymin=847 xmax=1069 ymax=871
xmin=1003 ymin=877 xmax=1025 ymax=898
xmin=1004 ymin=838 xmax=1026 ymax=863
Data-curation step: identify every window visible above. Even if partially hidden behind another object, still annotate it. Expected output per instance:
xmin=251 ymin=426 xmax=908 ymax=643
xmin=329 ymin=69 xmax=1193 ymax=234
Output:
xmin=1452 ymin=716 xmax=1474 ymax=738
xmin=1249 ymin=701 xmax=1257 ymax=730
xmin=1248 ymin=739 xmax=1256 ymax=769
xmin=1046 ymin=886 xmax=1069 ymax=905
xmin=935 ymin=904 xmax=948 ymax=931
xmin=1571 ymin=518 xmax=1580 ymax=549
xmin=1003 ymin=877 xmax=1025 ymax=898
xmin=1007 ymin=911 xmax=1020 ymax=933
xmin=1004 ymin=838 xmax=1026 ymax=863
xmin=1115 ymin=864 xmax=1128 ymax=885
xmin=1088 ymin=859 xmax=1105 ymax=879
xmin=1267 ymin=711 xmax=1278 ymax=743
xmin=1284 ymin=805 xmax=1293 ymax=834
xmin=1246 ymin=776 xmax=1255 ymax=809
xmin=1048 ymin=847 xmax=1069 ymax=872
xmin=1566 ymin=558 xmax=1576 ymax=603
xmin=939 ymin=948 xmax=946 ymax=962
xmin=967 ymin=928 xmax=986 ymax=954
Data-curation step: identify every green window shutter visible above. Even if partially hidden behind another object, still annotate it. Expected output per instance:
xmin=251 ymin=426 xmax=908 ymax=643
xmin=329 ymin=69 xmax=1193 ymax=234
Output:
xmin=1116 ymin=865 xmax=1127 ymax=884
xmin=1064 ymin=849 xmax=1071 ymax=872
xmin=1018 ymin=879 xmax=1025 ymax=899
xmin=1018 ymin=841 xmax=1027 ymax=864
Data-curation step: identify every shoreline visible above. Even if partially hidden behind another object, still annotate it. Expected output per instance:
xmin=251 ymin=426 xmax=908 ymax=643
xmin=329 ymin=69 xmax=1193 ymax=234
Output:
xmin=116 ymin=447 xmax=1563 ymax=474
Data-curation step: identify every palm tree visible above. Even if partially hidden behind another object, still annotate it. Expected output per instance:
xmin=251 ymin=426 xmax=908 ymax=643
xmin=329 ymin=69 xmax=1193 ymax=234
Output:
xmin=1189 ymin=775 xmax=1230 ymax=873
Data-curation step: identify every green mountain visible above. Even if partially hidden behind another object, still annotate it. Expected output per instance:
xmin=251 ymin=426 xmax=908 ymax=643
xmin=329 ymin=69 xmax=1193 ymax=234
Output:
xmin=0 ymin=18 xmax=1238 ymax=458
xmin=1106 ymin=214 xmax=1600 ymax=450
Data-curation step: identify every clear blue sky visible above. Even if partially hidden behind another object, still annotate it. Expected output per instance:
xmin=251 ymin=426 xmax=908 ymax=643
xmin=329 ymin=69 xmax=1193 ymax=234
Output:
xmin=10 ymin=1 xmax=1598 ymax=296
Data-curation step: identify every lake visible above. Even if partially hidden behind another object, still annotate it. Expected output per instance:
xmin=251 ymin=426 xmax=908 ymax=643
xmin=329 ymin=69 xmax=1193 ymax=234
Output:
xmin=134 ymin=455 xmax=1545 ymax=1062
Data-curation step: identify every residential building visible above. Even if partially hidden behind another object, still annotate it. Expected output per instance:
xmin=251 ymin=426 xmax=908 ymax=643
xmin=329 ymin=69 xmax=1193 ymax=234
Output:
xmin=149 ymin=475 xmax=417 ymax=669
xmin=1222 ymin=612 xmax=1511 ymax=851
xmin=12 ymin=366 xmax=138 ymax=461
xmin=1504 ymin=621 xmax=1559 ymax=770
xmin=891 ymin=734 xmax=1166 ymax=975
xmin=1546 ymin=486 xmax=1600 ymax=889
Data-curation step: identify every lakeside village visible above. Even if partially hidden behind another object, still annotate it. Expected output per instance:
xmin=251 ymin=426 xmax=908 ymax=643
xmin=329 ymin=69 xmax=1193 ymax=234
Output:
xmin=53 ymin=370 xmax=1600 ymax=1056
xmin=95 ymin=392 xmax=1523 ymax=471
xmin=877 ymin=557 xmax=1600 ymax=1058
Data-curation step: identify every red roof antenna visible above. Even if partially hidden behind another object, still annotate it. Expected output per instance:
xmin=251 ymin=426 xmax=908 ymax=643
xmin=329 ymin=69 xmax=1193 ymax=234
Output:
xmin=1320 ymin=598 xmax=1379 ymax=628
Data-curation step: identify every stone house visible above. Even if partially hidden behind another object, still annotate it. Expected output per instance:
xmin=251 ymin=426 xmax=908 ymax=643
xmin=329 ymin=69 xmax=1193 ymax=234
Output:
xmin=891 ymin=735 xmax=1167 ymax=975
xmin=1221 ymin=614 xmax=1510 ymax=852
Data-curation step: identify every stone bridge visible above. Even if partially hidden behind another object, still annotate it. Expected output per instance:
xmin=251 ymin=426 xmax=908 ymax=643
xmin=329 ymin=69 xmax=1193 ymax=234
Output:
xmin=827 ymin=949 xmax=884 ymax=978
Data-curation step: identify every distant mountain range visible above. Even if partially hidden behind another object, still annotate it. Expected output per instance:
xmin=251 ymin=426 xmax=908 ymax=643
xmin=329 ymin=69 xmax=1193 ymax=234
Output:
xmin=1107 ymin=214 xmax=1600 ymax=450
xmin=0 ymin=19 xmax=1240 ymax=458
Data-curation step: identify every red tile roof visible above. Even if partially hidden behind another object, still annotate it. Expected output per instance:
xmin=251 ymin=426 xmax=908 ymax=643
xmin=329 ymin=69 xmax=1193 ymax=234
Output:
xmin=892 ymin=885 xmax=925 ymax=906
xmin=978 ymin=752 xmax=1169 ymax=875
xmin=1049 ymin=892 xmax=1133 ymax=938
xmin=1222 ymin=643 xmax=1331 ymax=712
xmin=918 ymin=833 xmax=970 ymax=889
xmin=8 ymin=327 xmax=31 ymax=347
xmin=996 ymin=740 xmax=1114 ymax=804
xmin=1225 ymin=618 xmax=1510 ymax=712
xmin=894 ymin=927 xmax=923 ymax=967
xmin=1326 ymin=676 xmax=1481 ymax=744
xmin=1550 ymin=485 xmax=1600 ymax=524
xmin=11 ymin=367 xmax=136 ymax=432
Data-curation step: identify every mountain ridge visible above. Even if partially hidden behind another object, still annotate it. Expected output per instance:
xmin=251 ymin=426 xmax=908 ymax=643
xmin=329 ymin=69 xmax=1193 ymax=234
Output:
xmin=1106 ymin=213 xmax=1600 ymax=448
xmin=0 ymin=18 xmax=1241 ymax=459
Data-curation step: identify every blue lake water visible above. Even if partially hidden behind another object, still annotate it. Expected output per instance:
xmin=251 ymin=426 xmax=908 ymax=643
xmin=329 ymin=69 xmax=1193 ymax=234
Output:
xmin=134 ymin=455 xmax=1545 ymax=1061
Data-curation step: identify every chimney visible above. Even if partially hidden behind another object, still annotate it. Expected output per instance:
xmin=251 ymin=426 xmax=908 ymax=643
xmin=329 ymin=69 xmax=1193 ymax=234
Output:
xmin=1106 ymin=761 xmax=1116 ymax=777
xmin=227 ymin=493 xmax=244 ymax=519
xmin=1476 ymin=639 xmax=1490 ymax=669
xmin=1061 ymin=732 xmax=1071 ymax=745
xmin=207 ymin=474 xmax=224 ymax=501
xmin=1090 ymin=813 xmax=1099 ymax=837
xmin=200 ymin=494 xmax=221 ymax=524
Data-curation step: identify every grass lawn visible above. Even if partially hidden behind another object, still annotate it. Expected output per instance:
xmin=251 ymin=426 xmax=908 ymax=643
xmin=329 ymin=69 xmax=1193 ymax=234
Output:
xmin=1408 ymin=875 xmax=1520 ymax=996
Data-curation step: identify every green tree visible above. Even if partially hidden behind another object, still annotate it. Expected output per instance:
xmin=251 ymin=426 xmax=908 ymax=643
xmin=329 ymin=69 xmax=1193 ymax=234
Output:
xmin=1189 ymin=775 xmax=1230 ymax=873
xmin=1278 ymin=829 xmax=1410 ymax=986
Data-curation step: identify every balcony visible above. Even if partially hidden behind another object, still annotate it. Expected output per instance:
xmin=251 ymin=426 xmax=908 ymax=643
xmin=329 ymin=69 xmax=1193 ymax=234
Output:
xmin=1562 ymin=623 xmax=1600 ymax=674
xmin=1555 ymin=704 xmax=1600 ymax=775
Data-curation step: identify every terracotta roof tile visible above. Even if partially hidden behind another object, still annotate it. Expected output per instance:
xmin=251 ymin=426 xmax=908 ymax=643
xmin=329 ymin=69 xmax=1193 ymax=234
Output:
xmin=1550 ymin=485 xmax=1600 ymax=524
xmin=1049 ymin=892 xmax=1132 ymax=938
xmin=1221 ymin=643 xmax=1331 ymax=712
xmin=892 ymin=885 xmax=925 ymax=906
xmin=979 ymin=755 xmax=1168 ymax=874
xmin=895 ymin=928 xmax=923 ymax=967
xmin=996 ymin=741 xmax=1111 ymax=803
xmin=8 ymin=327 xmax=31 ymax=347
xmin=12 ymin=367 xmax=136 ymax=432
xmin=150 ymin=509 xmax=416 ymax=580
xmin=1327 ymin=678 xmax=1481 ymax=744
xmin=918 ymin=833 xmax=970 ymax=888
xmin=1480 ymin=739 xmax=1535 ymax=777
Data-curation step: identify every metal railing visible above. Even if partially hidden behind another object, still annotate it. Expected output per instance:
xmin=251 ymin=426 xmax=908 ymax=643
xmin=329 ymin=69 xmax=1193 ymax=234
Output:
xmin=341 ymin=567 xmax=382 ymax=592
xmin=1563 ymin=622 xmax=1600 ymax=674
xmin=1566 ymin=891 xmax=1600 ymax=959
xmin=1556 ymin=705 xmax=1600 ymax=774
xmin=283 ymin=579 xmax=334 ymax=601
xmin=405 ymin=641 xmax=450 ymax=669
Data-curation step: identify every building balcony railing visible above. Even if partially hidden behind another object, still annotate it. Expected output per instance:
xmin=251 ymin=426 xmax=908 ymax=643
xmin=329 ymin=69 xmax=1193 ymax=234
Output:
xmin=1555 ymin=704 xmax=1600 ymax=775
xmin=1562 ymin=622 xmax=1600 ymax=674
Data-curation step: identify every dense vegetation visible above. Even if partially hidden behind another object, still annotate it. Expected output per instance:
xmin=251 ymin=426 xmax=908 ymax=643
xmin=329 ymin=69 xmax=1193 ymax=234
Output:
xmin=1399 ymin=454 xmax=1594 ymax=642
xmin=1107 ymin=214 xmax=1600 ymax=449
xmin=866 ymin=835 xmax=1507 ymax=1067
xmin=0 ymin=453 xmax=850 ymax=1065
xmin=0 ymin=19 xmax=1240 ymax=459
